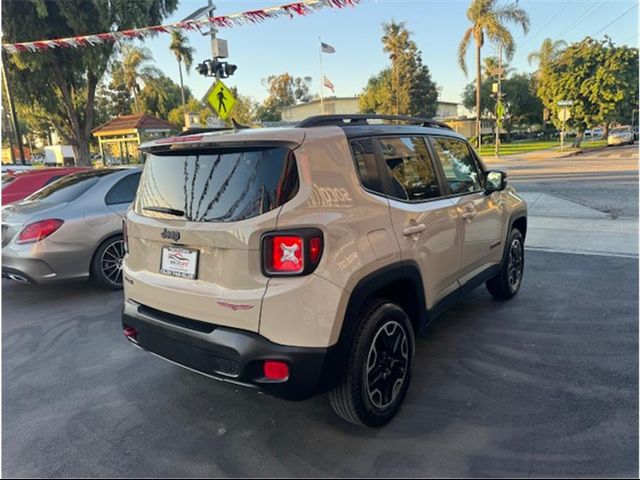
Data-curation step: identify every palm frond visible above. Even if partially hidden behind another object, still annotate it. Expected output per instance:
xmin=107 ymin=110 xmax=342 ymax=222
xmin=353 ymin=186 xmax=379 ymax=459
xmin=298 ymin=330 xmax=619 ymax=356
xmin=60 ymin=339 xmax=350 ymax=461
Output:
xmin=458 ymin=27 xmax=474 ymax=75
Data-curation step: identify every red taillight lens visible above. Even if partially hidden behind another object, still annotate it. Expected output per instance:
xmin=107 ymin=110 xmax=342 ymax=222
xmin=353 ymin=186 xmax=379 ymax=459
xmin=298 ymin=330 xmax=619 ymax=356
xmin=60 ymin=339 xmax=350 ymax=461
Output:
xmin=263 ymin=360 xmax=289 ymax=381
xmin=17 ymin=219 xmax=64 ymax=244
xmin=309 ymin=236 xmax=323 ymax=263
xmin=270 ymin=236 xmax=304 ymax=273
xmin=262 ymin=230 xmax=323 ymax=276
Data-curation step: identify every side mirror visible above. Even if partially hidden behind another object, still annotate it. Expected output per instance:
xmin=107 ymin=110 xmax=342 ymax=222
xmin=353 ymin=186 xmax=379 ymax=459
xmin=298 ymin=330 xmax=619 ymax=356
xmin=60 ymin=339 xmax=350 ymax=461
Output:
xmin=485 ymin=170 xmax=507 ymax=193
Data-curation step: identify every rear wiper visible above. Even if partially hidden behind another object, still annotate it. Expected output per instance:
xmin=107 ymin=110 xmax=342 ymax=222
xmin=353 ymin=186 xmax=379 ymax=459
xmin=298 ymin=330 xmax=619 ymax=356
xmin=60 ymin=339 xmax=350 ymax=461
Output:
xmin=143 ymin=206 xmax=185 ymax=217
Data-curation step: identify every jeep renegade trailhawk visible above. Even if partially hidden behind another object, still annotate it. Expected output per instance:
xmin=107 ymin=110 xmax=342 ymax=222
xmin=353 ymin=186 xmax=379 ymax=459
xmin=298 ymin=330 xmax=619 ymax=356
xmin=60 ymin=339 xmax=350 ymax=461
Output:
xmin=122 ymin=114 xmax=527 ymax=426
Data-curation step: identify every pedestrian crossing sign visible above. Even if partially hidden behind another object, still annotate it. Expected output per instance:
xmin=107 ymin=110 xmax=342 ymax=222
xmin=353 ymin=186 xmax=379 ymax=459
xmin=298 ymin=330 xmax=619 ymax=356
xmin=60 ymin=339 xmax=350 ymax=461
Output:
xmin=206 ymin=80 xmax=236 ymax=120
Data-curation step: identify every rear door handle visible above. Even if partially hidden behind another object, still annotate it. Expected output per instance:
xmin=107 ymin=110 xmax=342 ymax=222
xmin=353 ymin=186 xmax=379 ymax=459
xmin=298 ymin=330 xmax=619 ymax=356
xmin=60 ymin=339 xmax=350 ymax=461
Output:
xmin=403 ymin=223 xmax=426 ymax=236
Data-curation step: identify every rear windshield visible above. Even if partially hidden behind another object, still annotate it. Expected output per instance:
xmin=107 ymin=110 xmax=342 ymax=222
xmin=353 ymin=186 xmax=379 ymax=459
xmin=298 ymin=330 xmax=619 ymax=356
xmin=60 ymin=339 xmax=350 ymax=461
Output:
xmin=135 ymin=147 xmax=299 ymax=222
xmin=24 ymin=171 xmax=112 ymax=204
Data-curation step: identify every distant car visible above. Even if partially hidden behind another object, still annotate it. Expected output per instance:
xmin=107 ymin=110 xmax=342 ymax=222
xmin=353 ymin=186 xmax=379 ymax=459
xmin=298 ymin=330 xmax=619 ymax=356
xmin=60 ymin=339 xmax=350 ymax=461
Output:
xmin=607 ymin=126 xmax=635 ymax=146
xmin=2 ymin=168 xmax=141 ymax=288
xmin=1 ymin=164 xmax=34 ymax=174
xmin=2 ymin=167 xmax=90 ymax=205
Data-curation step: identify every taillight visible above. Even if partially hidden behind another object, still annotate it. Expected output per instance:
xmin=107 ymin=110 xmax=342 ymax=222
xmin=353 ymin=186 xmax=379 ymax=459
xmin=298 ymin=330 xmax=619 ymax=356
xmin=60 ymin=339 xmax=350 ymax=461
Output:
xmin=122 ymin=219 xmax=129 ymax=254
xmin=17 ymin=219 xmax=64 ymax=244
xmin=271 ymin=235 xmax=304 ymax=273
xmin=262 ymin=229 xmax=323 ymax=276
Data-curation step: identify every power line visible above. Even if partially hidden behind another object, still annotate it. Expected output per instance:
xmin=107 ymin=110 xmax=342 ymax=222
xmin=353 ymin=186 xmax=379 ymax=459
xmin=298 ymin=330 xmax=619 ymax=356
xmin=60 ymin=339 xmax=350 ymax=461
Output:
xmin=593 ymin=3 xmax=638 ymax=37
xmin=556 ymin=0 xmax=606 ymax=37
xmin=518 ymin=0 xmax=572 ymax=51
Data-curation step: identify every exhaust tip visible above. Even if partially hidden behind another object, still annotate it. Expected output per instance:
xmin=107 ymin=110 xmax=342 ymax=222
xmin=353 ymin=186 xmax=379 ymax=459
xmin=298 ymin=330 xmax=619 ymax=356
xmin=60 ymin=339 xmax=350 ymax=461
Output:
xmin=8 ymin=273 xmax=31 ymax=284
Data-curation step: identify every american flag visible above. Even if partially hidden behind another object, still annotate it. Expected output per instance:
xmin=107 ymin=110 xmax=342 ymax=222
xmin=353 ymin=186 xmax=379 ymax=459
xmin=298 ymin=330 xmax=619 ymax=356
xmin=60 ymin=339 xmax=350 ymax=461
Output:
xmin=324 ymin=76 xmax=335 ymax=93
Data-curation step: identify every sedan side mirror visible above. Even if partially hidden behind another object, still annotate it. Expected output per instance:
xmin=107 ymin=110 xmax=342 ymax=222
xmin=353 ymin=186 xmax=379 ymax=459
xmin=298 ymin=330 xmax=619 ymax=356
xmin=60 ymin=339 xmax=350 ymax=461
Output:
xmin=485 ymin=170 xmax=507 ymax=193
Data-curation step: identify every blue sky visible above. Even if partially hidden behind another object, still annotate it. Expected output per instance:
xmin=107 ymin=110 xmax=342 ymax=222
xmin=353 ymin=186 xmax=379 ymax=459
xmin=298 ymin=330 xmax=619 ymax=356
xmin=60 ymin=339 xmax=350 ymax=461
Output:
xmin=142 ymin=0 xmax=639 ymax=107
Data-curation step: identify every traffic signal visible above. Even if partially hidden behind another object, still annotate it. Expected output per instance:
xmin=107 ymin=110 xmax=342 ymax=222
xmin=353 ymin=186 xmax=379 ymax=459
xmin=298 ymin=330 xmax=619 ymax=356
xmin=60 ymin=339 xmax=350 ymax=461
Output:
xmin=196 ymin=59 xmax=238 ymax=79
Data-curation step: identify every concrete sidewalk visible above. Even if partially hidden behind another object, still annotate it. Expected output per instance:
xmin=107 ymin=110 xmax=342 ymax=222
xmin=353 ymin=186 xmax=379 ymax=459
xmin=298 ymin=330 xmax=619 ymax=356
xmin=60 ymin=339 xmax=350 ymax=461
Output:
xmin=518 ymin=191 xmax=638 ymax=258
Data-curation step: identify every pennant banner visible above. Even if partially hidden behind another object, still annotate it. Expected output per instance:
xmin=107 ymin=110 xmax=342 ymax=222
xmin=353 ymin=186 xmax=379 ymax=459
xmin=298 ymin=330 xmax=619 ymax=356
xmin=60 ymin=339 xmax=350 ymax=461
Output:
xmin=3 ymin=0 xmax=360 ymax=54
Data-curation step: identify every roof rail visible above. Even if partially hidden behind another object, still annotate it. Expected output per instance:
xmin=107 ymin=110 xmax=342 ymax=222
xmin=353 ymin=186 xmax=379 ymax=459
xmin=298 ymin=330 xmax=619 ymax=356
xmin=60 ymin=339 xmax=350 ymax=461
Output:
xmin=297 ymin=114 xmax=453 ymax=130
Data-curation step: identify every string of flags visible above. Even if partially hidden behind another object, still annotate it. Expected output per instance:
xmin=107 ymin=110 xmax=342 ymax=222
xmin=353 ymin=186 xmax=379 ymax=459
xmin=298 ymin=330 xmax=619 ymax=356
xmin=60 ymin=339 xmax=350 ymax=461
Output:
xmin=2 ymin=0 xmax=360 ymax=54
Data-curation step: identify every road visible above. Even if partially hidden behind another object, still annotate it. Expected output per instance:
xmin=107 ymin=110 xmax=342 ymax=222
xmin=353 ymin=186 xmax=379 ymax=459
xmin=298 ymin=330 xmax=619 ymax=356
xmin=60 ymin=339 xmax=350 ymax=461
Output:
xmin=3 ymin=145 xmax=638 ymax=478
xmin=487 ymin=144 xmax=639 ymax=257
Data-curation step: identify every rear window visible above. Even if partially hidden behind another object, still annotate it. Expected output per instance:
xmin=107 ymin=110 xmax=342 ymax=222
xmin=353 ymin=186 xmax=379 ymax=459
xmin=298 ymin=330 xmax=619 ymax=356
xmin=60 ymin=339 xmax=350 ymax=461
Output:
xmin=24 ymin=171 xmax=111 ymax=204
xmin=135 ymin=147 xmax=299 ymax=222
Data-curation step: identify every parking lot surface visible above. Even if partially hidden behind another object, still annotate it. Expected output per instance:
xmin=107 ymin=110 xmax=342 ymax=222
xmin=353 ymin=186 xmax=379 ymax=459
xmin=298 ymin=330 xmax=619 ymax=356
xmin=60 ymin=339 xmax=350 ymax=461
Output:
xmin=3 ymin=250 xmax=638 ymax=478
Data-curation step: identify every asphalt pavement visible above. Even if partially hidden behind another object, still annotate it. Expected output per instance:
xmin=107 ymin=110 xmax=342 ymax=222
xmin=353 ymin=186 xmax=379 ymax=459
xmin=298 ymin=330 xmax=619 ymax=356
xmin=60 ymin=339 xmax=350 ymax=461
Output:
xmin=3 ymin=250 xmax=638 ymax=478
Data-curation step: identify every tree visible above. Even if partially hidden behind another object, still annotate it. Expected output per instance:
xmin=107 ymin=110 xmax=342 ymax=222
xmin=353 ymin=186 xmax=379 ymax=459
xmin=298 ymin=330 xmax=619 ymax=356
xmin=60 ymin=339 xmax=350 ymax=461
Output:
xmin=116 ymin=46 xmax=161 ymax=113
xmin=537 ymin=37 xmax=639 ymax=145
xmin=462 ymin=73 xmax=543 ymax=134
xmin=138 ymin=75 xmax=188 ymax=121
xmin=228 ymin=87 xmax=258 ymax=125
xmin=169 ymin=30 xmax=195 ymax=123
xmin=528 ymin=38 xmax=567 ymax=71
xmin=458 ymin=0 xmax=530 ymax=144
xmin=360 ymin=21 xmax=438 ymax=118
xmin=256 ymin=74 xmax=312 ymax=122
xmin=482 ymin=56 xmax=513 ymax=78
xmin=2 ymin=0 xmax=178 ymax=165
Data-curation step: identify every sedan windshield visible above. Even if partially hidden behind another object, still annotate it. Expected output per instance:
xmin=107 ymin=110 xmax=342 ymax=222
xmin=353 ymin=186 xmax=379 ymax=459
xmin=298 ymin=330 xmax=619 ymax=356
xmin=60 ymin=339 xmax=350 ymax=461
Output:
xmin=24 ymin=171 xmax=113 ymax=204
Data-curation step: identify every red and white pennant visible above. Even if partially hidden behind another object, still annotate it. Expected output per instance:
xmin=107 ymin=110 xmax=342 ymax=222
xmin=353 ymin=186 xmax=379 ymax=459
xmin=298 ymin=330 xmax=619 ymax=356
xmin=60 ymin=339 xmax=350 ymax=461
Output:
xmin=3 ymin=0 xmax=360 ymax=54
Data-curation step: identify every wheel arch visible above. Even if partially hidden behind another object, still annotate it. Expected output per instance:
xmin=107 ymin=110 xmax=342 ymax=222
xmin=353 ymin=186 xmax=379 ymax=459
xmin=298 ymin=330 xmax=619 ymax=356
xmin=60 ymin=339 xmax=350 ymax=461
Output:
xmin=89 ymin=231 xmax=124 ymax=278
xmin=319 ymin=261 xmax=427 ymax=392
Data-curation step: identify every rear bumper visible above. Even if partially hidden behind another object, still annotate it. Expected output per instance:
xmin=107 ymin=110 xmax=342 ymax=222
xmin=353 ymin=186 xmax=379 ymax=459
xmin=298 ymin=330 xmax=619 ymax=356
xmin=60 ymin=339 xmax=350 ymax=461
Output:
xmin=122 ymin=299 xmax=331 ymax=400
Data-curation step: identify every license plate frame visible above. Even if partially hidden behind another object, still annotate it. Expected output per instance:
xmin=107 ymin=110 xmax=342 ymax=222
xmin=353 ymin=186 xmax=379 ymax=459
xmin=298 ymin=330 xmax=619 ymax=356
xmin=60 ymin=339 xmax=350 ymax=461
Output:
xmin=160 ymin=246 xmax=199 ymax=280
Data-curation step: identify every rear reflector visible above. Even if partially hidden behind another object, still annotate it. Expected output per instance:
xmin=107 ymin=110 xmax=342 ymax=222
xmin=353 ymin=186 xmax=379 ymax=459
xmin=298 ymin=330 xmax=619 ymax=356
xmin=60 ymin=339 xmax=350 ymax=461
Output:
xmin=263 ymin=361 xmax=289 ymax=381
xmin=17 ymin=219 xmax=64 ymax=244
xmin=123 ymin=326 xmax=138 ymax=342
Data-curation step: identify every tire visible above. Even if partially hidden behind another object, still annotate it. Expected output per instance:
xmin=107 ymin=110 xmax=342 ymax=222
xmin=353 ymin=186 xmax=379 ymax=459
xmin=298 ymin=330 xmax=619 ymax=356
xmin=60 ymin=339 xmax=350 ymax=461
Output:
xmin=91 ymin=235 xmax=125 ymax=290
xmin=486 ymin=228 xmax=524 ymax=300
xmin=329 ymin=300 xmax=415 ymax=427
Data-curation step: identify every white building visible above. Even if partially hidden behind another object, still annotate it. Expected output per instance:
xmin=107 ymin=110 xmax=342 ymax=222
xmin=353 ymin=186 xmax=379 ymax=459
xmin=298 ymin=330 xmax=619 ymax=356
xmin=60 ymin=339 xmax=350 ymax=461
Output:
xmin=281 ymin=97 xmax=460 ymax=122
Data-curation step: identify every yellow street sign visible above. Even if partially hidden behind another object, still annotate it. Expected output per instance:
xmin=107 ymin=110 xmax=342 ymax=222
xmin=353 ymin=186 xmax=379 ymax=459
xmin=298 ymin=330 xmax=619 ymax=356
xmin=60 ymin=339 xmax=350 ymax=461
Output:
xmin=206 ymin=80 xmax=236 ymax=120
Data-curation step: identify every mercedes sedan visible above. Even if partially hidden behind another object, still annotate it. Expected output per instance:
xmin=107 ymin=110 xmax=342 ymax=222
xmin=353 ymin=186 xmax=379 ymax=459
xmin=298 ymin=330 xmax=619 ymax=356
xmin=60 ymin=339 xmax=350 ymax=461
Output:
xmin=2 ymin=168 xmax=141 ymax=289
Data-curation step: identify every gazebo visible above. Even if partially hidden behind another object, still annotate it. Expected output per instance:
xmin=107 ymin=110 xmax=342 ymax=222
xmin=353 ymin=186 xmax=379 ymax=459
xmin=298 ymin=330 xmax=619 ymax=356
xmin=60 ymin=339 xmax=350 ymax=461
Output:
xmin=92 ymin=113 xmax=178 ymax=165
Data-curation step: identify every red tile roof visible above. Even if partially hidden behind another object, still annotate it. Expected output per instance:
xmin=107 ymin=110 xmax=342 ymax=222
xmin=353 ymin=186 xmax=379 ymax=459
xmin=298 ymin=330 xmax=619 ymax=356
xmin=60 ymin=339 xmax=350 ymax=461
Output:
xmin=92 ymin=113 xmax=178 ymax=135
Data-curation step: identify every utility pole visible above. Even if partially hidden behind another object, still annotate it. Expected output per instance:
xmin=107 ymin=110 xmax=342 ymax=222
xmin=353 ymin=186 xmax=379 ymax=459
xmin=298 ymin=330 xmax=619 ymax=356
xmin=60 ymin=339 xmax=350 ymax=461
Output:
xmin=494 ymin=43 xmax=503 ymax=157
xmin=2 ymin=54 xmax=25 ymax=165
xmin=208 ymin=0 xmax=220 ymax=81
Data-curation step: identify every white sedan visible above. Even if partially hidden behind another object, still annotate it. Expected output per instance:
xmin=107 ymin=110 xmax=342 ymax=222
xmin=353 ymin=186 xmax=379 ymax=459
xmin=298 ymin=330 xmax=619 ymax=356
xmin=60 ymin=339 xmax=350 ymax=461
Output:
xmin=607 ymin=126 xmax=635 ymax=146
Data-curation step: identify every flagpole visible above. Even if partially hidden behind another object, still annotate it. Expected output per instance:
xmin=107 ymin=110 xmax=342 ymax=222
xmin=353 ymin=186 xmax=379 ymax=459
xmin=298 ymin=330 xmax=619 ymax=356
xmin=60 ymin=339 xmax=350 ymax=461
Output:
xmin=319 ymin=36 xmax=324 ymax=115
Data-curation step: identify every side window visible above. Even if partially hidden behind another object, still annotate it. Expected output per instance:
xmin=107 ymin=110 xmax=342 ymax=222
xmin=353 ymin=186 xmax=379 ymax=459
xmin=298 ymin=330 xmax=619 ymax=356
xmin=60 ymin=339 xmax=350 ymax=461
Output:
xmin=44 ymin=175 xmax=63 ymax=187
xmin=377 ymin=137 xmax=441 ymax=201
xmin=350 ymin=138 xmax=382 ymax=194
xmin=431 ymin=137 xmax=483 ymax=195
xmin=105 ymin=176 xmax=136 ymax=205
xmin=125 ymin=172 xmax=141 ymax=197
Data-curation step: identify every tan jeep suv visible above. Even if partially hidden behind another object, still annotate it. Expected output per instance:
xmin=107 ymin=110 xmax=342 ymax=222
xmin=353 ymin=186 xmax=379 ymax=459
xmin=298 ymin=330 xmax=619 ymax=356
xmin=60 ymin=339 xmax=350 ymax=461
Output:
xmin=122 ymin=115 xmax=527 ymax=426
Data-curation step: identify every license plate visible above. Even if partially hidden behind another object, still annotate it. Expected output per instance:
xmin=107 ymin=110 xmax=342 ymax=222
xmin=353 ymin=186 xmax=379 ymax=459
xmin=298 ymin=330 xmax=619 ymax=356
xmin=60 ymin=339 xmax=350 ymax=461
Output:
xmin=160 ymin=246 xmax=199 ymax=280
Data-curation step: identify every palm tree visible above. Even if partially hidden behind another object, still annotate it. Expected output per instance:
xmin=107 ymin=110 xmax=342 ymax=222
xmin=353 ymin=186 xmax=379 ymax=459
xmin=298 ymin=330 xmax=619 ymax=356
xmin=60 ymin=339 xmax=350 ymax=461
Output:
xmin=382 ymin=21 xmax=410 ymax=115
xmin=458 ymin=0 xmax=530 ymax=146
xmin=482 ymin=56 xmax=513 ymax=78
xmin=528 ymin=38 xmax=567 ymax=69
xmin=119 ymin=46 xmax=161 ymax=113
xmin=169 ymin=31 xmax=195 ymax=119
